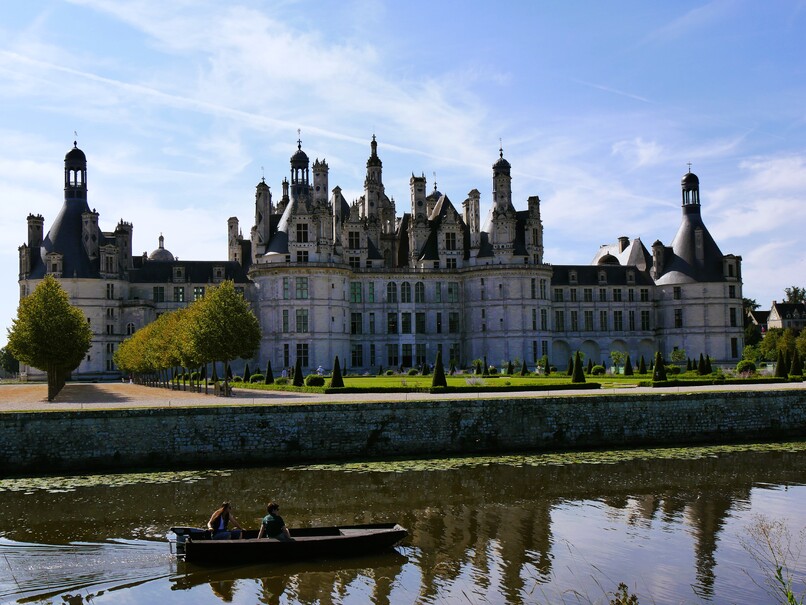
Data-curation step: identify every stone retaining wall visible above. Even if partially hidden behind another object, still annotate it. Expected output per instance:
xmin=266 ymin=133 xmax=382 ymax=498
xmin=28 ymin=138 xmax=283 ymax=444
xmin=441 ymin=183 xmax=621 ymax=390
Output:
xmin=1 ymin=390 xmax=805 ymax=475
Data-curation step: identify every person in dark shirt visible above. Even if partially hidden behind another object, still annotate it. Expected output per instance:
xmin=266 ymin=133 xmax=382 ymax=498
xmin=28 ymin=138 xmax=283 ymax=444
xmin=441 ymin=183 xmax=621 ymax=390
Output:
xmin=257 ymin=501 xmax=293 ymax=541
xmin=207 ymin=501 xmax=243 ymax=539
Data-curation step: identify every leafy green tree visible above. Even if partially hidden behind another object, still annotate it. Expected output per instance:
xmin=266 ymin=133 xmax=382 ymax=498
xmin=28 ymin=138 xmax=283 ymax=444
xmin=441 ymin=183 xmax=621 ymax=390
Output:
xmin=610 ymin=350 xmax=627 ymax=374
xmin=742 ymin=344 xmax=762 ymax=363
xmin=431 ymin=350 xmax=447 ymax=388
xmin=652 ymin=352 xmax=667 ymax=381
xmin=784 ymin=286 xmax=806 ymax=304
xmin=330 ymin=355 xmax=344 ymax=388
xmin=7 ymin=275 xmax=92 ymax=400
xmin=0 ymin=346 xmax=19 ymax=375
xmin=571 ymin=351 xmax=586 ymax=384
xmin=185 ymin=281 xmax=260 ymax=396
xmin=670 ymin=348 xmax=687 ymax=365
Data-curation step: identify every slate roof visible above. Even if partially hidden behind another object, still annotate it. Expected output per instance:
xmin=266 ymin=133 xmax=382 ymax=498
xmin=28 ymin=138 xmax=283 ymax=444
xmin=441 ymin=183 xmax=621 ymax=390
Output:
xmin=551 ymin=264 xmax=655 ymax=286
xmin=128 ymin=259 xmax=250 ymax=284
xmin=655 ymin=204 xmax=725 ymax=284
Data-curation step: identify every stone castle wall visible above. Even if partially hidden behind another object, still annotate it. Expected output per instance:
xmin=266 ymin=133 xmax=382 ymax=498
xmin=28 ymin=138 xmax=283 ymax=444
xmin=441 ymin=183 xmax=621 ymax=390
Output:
xmin=1 ymin=390 xmax=804 ymax=475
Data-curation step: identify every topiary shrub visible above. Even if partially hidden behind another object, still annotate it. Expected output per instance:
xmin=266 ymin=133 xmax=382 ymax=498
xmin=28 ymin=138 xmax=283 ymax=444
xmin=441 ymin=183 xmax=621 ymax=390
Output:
xmin=250 ymin=374 xmax=265 ymax=383
xmin=736 ymin=360 xmax=756 ymax=374
xmin=407 ymin=368 xmax=419 ymax=375
xmin=231 ymin=375 xmax=243 ymax=383
xmin=591 ymin=365 xmax=605 ymax=375
xmin=274 ymin=377 xmax=289 ymax=385
xmin=668 ymin=365 xmax=681 ymax=375
xmin=305 ymin=375 xmax=325 ymax=387
xmin=386 ymin=369 xmax=395 ymax=376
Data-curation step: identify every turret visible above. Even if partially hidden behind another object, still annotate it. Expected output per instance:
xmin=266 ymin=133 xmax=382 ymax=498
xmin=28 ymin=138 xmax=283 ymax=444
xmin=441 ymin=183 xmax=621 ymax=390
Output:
xmin=492 ymin=146 xmax=512 ymax=210
xmin=114 ymin=220 xmax=133 ymax=271
xmin=27 ymin=213 xmax=44 ymax=250
xmin=254 ymin=178 xmax=272 ymax=244
xmin=290 ymin=138 xmax=309 ymax=200
xmin=313 ymin=159 xmax=329 ymax=206
xmin=228 ymin=217 xmax=240 ymax=263
xmin=463 ymin=189 xmax=480 ymax=248
xmin=410 ymin=174 xmax=427 ymax=222
xmin=81 ymin=208 xmax=100 ymax=260
xmin=64 ymin=142 xmax=87 ymax=201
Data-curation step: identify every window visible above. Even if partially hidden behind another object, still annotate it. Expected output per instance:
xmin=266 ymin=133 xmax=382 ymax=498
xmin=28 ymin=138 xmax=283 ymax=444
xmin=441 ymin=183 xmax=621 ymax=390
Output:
xmin=401 ymin=282 xmax=412 ymax=303
xmin=627 ymin=271 xmax=635 ymax=285
xmin=674 ymin=308 xmax=683 ymax=328
xmin=416 ymin=312 xmax=426 ymax=334
xmin=570 ymin=310 xmax=579 ymax=331
xmin=730 ymin=307 xmax=737 ymax=327
xmin=296 ymin=277 xmax=308 ymax=299
xmin=283 ymin=344 xmax=290 ymax=368
xmin=641 ymin=310 xmax=651 ymax=330
xmin=193 ymin=286 xmax=205 ymax=301
xmin=599 ymin=288 xmax=607 ymax=302
xmin=531 ymin=278 xmax=536 ymax=299
xmin=415 ymin=282 xmax=425 ymax=303
xmin=348 ymin=231 xmax=360 ymax=249
xmin=296 ymin=250 xmax=309 ymax=263
xmin=402 ymin=344 xmax=413 ymax=367
xmin=553 ymin=288 xmax=564 ymax=302
xmin=387 ymin=282 xmax=398 ymax=303
xmin=613 ymin=289 xmax=622 ymax=302
xmin=447 ymin=282 xmax=459 ymax=303
xmin=296 ymin=223 xmax=309 ymax=243
xmin=445 ymin=232 xmax=457 ymax=250
xmin=628 ymin=289 xmax=635 ymax=302
xmin=731 ymin=337 xmax=738 ymax=358
xmin=387 ymin=344 xmax=399 ymax=367
xmin=434 ymin=282 xmax=443 ymax=303
xmin=282 ymin=309 xmax=289 ymax=333
xmin=729 ymin=285 xmax=736 ymax=298
xmin=448 ymin=312 xmax=460 ymax=333
xmin=416 ymin=343 xmax=426 ymax=366
xmin=598 ymin=271 xmax=607 ymax=285
xmin=629 ymin=310 xmax=635 ymax=331
xmin=600 ymin=310 xmax=608 ymax=330
xmin=283 ymin=277 xmax=290 ymax=300
xmin=541 ymin=309 xmax=548 ymax=331
xmin=173 ymin=287 xmax=185 ymax=302
xmin=640 ymin=288 xmax=650 ymax=302
xmin=583 ymin=288 xmax=593 ymax=302
xmin=570 ymin=288 xmax=577 ymax=302
xmin=673 ymin=286 xmax=682 ymax=300
xmin=555 ymin=310 xmax=564 ymax=330
xmin=449 ymin=342 xmax=461 ymax=364
xmin=106 ymin=324 xmax=114 ymax=335
xmin=351 ymin=344 xmax=363 ymax=368
xmin=296 ymin=343 xmax=309 ymax=368
xmin=569 ymin=271 xmax=577 ymax=284
xmin=401 ymin=312 xmax=412 ymax=334
xmin=349 ymin=256 xmax=361 ymax=268
xmin=436 ymin=312 xmax=442 ymax=333
xmin=106 ymin=307 xmax=115 ymax=319
xmin=106 ymin=283 xmax=115 ymax=300
xmin=126 ymin=323 xmax=135 ymax=335
xmin=350 ymin=282 xmax=362 ymax=303
xmin=367 ymin=282 xmax=375 ymax=302
xmin=446 ymin=258 xmax=457 ymax=269
xmin=387 ymin=313 xmax=398 ymax=334
xmin=296 ymin=308 xmax=309 ymax=333
xmin=540 ymin=279 xmax=547 ymax=300
xmin=351 ymin=312 xmax=362 ymax=334
xmin=369 ymin=344 xmax=376 ymax=366
xmin=532 ymin=309 xmax=537 ymax=331
xmin=613 ymin=310 xmax=623 ymax=331
xmin=585 ymin=310 xmax=594 ymax=331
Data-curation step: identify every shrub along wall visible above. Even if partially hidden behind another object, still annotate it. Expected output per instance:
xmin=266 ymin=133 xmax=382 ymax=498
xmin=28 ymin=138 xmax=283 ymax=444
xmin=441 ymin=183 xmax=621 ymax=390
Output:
xmin=1 ymin=390 xmax=805 ymax=475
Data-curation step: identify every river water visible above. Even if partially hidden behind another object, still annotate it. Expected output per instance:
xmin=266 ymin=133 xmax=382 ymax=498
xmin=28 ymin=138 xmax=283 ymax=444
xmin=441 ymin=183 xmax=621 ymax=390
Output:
xmin=2 ymin=442 xmax=806 ymax=605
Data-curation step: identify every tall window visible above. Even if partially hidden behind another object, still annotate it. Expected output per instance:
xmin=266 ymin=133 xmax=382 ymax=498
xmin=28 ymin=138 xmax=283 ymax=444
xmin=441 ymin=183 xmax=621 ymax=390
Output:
xmin=193 ymin=286 xmax=205 ymax=301
xmin=401 ymin=312 xmax=412 ymax=334
xmin=415 ymin=282 xmax=425 ymax=303
xmin=570 ymin=288 xmax=577 ymax=302
xmin=350 ymin=282 xmax=362 ymax=303
xmin=600 ymin=310 xmax=608 ymax=330
xmin=448 ymin=312 xmax=460 ymax=333
xmin=445 ymin=232 xmax=457 ymax=250
xmin=541 ymin=309 xmax=548 ymax=331
xmin=402 ymin=344 xmax=413 ymax=367
xmin=674 ymin=308 xmax=683 ymax=328
xmin=351 ymin=344 xmax=363 ymax=368
xmin=447 ymin=282 xmax=459 ymax=303
xmin=599 ymin=289 xmax=607 ymax=302
xmin=387 ymin=312 xmax=398 ymax=334
xmin=673 ymin=286 xmax=682 ymax=300
xmin=416 ymin=343 xmax=426 ymax=366
xmin=446 ymin=258 xmax=457 ymax=269
xmin=296 ymin=250 xmax=309 ymax=263
xmin=583 ymin=288 xmax=593 ymax=302
xmin=640 ymin=288 xmax=650 ymax=302
xmin=628 ymin=289 xmax=635 ymax=302
xmin=531 ymin=278 xmax=536 ymax=299
xmin=629 ymin=310 xmax=635 ymax=331
xmin=553 ymin=288 xmax=564 ymax=302
xmin=369 ymin=313 xmax=375 ymax=334
xmin=296 ymin=277 xmax=309 ymax=299
xmin=296 ymin=223 xmax=309 ymax=243
xmin=570 ymin=310 xmax=579 ymax=331
xmin=554 ymin=310 xmax=564 ymax=330
xmin=435 ymin=282 xmax=442 ymax=302
xmin=729 ymin=307 xmax=737 ymax=327
xmin=348 ymin=231 xmax=360 ymax=249
xmin=436 ymin=312 xmax=443 ymax=334
xmin=387 ymin=344 xmax=399 ymax=367
xmin=641 ymin=310 xmax=651 ymax=330
xmin=367 ymin=282 xmax=375 ymax=302
xmin=126 ymin=323 xmax=135 ymax=335
xmin=173 ymin=286 xmax=185 ymax=302
xmin=351 ymin=312 xmax=362 ymax=334
xmin=415 ymin=312 xmax=426 ymax=334
xmin=401 ymin=282 xmax=412 ymax=303
xmin=387 ymin=282 xmax=398 ymax=303
xmin=106 ymin=283 xmax=115 ymax=300
xmin=296 ymin=343 xmax=309 ymax=368
xmin=585 ymin=310 xmax=594 ymax=331
xmin=613 ymin=310 xmax=623 ymax=331
xmin=282 ymin=309 xmax=289 ymax=333
xmin=532 ymin=309 xmax=537 ymax=331
xmin=539 ymin=279 xmax=547 ymax=299
xmin=283 ymin=277 xmax=290 ymax=300
xmin=296 ymin=308 xmax=309 ymax=333
xmin=613 ymin=289 xmax=622 ymax=302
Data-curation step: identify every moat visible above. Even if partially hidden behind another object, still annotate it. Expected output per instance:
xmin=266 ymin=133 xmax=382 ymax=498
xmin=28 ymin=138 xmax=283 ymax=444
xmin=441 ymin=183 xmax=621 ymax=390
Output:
xmin=2 ymin=441 xmax=806 ymax=604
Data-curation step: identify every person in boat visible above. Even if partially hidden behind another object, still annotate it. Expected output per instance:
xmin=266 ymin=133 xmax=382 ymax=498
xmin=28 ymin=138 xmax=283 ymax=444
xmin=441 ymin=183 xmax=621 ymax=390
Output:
xmin=207 ymin=501 xmax=243 ymax=539
xmin=257 ymin=501 xmax=293 ymax=541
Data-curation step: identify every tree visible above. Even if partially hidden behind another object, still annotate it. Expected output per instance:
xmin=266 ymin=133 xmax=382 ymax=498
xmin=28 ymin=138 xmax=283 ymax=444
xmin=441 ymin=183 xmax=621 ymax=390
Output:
xmin=431 ymin=350 xmax=447 ymax=388
xmin=652 ymin=352 xmax=667 ymax=381
xmin=520 ymin=359 xmax=527 ymax=376
xmin=587 ymin=358 xmax=593 ymax=375
xmin=243 ymin=362 xmax=251 ymax=381
xmin=506 ymin=360 xmax=514 ymax=375
xmin=624 ymin=354 xmax=633 ymax=376
xmin=638 ymin=355 xmax=647 ymax=374
xmin=775 ymin=350 xmax=787 ymax=378
xmin=330 ymin=355 xmax=344 ymax=388
xmin=265 ymin=360 xmax=274 ymax=384
xmin=7 ymin=275 xmax=93 ymax=400
xmin=670 ymin=348 xmax=687 ymax=365
xmin=784 ymin=286 xmax=806 ymax=304
xmin=571 ymin=351 xmax=586 ymax=384
xmin=293 ymin=357 xmax=304 ymax=386
xmin=0 ymin=346 xmax=19 ymax=375
xmin=698 ymin=353 xmax=707 ymax=375
xmin=610 ymin=350 xmax=627 ymax=374
xmin=789 ymin=349 xmax=803 ymax=376
xmin=566 ymin=357 xmax=574 ymax=376
xmin=185 ymin=281 xmax=260 ymax=396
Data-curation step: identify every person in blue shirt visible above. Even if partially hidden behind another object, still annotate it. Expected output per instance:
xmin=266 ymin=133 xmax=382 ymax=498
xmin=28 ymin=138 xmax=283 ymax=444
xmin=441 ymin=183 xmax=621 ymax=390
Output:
xmin=257 ymin=501 xmax=293 ymax=541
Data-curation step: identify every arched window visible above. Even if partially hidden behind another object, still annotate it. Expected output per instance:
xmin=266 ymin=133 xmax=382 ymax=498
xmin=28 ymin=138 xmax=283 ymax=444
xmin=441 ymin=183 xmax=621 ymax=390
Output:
xmin=401 ymin=282 xmax=412 ymax=303
xmin=415 ymin=282 xmax=425 ymax=303
xmin=126 ymin=323 xmax=136 ymax=335
xmin=386 ymin=282 xmax=398 ymax=303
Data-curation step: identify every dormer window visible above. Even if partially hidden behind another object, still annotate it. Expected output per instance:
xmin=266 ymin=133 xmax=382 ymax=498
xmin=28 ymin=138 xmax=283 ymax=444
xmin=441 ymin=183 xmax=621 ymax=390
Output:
xmin=569 ymin=271 xmax=577 ymax=284
xmin=627 ymin=271 xmax=635 ymax=284
xmin=174 ymin=266 xmax=185 ymax=282
xmin=598 ymin=271 xmax=607 ymax=285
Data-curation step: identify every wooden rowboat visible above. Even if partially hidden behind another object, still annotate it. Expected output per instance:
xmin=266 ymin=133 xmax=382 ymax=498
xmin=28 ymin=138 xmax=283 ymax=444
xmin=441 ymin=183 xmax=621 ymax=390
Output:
xmin=171 ymin=523 xmax=407 ymax=565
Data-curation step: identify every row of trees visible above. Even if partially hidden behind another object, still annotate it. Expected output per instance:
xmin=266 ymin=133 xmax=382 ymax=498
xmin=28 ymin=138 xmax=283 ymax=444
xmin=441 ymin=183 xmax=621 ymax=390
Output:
xmin=114 ymin=281 xmax=260 ymax=395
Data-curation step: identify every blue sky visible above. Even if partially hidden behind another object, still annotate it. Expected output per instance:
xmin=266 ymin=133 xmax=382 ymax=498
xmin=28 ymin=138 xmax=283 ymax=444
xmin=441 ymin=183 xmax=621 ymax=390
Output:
xmin=1 ymin=1 xmax=805 ymax=346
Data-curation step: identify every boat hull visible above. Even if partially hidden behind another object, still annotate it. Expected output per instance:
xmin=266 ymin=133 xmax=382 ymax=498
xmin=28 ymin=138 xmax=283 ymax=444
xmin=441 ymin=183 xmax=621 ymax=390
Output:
xmin=172 ymin=523 xmax=407 ymax=565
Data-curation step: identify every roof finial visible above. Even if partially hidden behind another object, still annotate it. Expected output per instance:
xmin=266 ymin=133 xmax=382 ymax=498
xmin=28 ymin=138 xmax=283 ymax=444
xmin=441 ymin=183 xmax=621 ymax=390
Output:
xmin=433 ymin=171 xmax=437 ymax=192
xmin=74 ymin=131 xmax=78 ymax=148
xmin=261 ymin=165 xmax=265 ymax=183
xmin=499 ymin=138 xmax=503 ymax=159
xmin=687 ymin=161 xmax=692 ymax=173
xmin=297 ymin=128 xmax=302 ymax=150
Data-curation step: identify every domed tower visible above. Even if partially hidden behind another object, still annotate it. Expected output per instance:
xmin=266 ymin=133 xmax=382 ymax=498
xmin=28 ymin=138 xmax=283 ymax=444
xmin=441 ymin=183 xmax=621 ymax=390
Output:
xmin=492 ymin=145 xmax=512 ymax=210
xmin=363 ymin=135 xmax=384 ymax=219
xmin=682 ymin=170 xmax=700 ymax=209
xmin=290 ymin=138 xmax=309 ymax=200
xmin=64 ymin=141 xmax=87 ymax=201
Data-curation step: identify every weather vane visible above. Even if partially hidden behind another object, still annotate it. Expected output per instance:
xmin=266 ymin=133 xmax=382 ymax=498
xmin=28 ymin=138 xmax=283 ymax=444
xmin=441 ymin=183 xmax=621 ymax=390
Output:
xmin=687 ymin=162 xmax=692 ymax=173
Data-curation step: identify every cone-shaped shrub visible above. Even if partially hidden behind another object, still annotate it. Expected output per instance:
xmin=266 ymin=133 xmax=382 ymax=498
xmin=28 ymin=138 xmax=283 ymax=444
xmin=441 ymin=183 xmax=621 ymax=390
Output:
xmin=293 ymin=358 xmax=304 ymax=386
xmin=520 ymin=360 xmax=527 ymax=376
xmin=211 ymin=363 xmax=219 ymax=383
xmin=226 ymin=363 xmax=233 ymax=380
xmin=330 ymin=355 xmax=344 ymax=388
xmin=265 ymin=360 xmax=274 ymax=384
xmin=783 ymin=351 xmax=791 ymax=375
xmin=705 ymin=355 xmax=713 ymax=374
xmin=243 ymin=363 xmax=250 ymax=382
xmin=587 ymin=358 xmax=593 ymax=375
xmin=638 ymin=355 xmax=646 ymax=374
xmin=571 ymin=351 xmax=586 ymax=383
xmin=545 ymin=358 xmax=551 ymax=375
xmin=507 ymin=360 xmax=514 ymax=375
xmin=790 ymin=349 xmax=803 ymax=376
xmin=567 ymin=357 xmax=574 ymax=376
xmin=652 ymin=352 xmax=667 ymax=381
xmin=775 ymin=349 xmax=787 ymax=378
xmin=378 ymin=365 xmax=384 ymax=376
xmin=686 ymin=358 xmax=692 ymax=372
xmin=624 ymin=354 xmax=633 ymax=376
xmin=698 ymin=353 xmax=707 ymax=375
xmin=431 ymin=350 xmax=447 ymax=388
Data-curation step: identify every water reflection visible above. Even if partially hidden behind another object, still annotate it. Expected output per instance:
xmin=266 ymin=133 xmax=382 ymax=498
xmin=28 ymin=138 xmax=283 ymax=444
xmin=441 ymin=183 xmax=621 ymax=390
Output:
xmin=1 ymin=443 xmax=806 ymax=604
